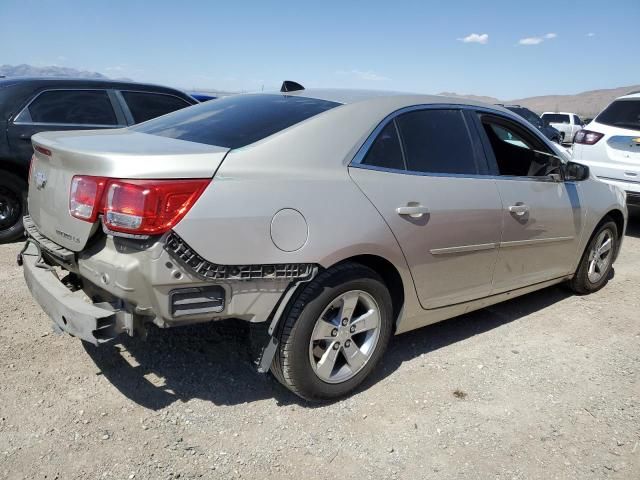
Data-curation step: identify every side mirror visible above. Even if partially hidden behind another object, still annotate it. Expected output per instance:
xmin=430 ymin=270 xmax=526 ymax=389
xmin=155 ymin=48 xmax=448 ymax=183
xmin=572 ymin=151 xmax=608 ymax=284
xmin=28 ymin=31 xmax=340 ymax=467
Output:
xmin=564 ymin=161 xmax=590 ymax=181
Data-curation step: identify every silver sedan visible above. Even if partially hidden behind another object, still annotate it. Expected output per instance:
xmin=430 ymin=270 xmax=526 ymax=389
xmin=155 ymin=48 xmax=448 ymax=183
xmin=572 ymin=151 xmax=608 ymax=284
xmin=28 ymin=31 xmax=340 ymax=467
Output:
xmin=22 ymin=83 xmax=627 ymax=400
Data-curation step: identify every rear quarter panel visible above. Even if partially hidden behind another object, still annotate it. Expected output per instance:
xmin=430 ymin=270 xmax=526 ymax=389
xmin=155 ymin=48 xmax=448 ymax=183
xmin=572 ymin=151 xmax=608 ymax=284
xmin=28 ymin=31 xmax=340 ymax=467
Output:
xmin=174 ymin=101 xmax=424 ymax=327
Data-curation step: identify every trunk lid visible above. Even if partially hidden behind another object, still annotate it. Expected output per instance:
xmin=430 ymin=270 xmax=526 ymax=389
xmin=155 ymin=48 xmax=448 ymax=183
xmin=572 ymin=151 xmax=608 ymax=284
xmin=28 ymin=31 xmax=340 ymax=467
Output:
xmin=28 ymin=128 xmax=228 ymax=251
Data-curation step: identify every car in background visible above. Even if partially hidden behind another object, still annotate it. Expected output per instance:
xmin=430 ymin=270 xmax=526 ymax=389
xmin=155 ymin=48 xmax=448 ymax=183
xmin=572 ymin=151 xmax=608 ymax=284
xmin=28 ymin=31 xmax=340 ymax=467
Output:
xmin=189 ymin=92 xmax=218 ymax=102
xmin=571 ymin=91 xmax=640 ymax=207
xmin=20 ymin=86 xmax=626 ymax=401
xmin=0 ymin=77 xmax=197 ymax=242
xmin=499 ymin=105 xmax=562 ymax=143
xmin=541 ymin=112 xmax=584 ymax=144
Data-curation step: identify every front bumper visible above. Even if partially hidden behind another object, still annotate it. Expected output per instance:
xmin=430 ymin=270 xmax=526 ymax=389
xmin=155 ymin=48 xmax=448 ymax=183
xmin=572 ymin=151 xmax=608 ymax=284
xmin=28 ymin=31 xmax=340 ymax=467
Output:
xmin=21 ymin=241 xmax=127 ymax=344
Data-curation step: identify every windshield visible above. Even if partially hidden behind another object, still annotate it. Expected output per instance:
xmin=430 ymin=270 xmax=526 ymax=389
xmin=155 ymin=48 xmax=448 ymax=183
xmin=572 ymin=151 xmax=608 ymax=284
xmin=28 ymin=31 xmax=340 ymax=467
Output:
xmin=595 ymin=100 xmax=640 ymax=131
xmin=133 ymin=94 xmax=340 ymax=148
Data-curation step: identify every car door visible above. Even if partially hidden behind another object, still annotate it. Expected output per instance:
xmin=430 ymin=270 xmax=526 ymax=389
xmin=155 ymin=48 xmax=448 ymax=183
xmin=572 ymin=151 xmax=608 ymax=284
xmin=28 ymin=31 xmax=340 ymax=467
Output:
xmin=471 ymin=112 xmax=583 ymax=293
xmin=349 ymin=107 xmax=503 ymax=309
xmin=7 ymin=89 xmax=125 ymax=164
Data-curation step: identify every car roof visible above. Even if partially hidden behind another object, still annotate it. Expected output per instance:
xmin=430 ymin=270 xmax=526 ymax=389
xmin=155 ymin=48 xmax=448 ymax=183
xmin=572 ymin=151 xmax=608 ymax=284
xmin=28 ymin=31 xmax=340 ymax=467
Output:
xmin=274 ymin=88 xmax=514 ymax=114
xmin=616 ymin=92 xmax=640 ymax=100
xmin=0 ymin=76 xmax=188 ymax=95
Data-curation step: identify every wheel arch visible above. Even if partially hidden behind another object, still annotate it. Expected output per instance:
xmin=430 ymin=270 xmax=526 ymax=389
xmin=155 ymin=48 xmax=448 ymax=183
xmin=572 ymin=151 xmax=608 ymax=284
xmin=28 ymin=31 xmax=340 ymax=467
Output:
xmin=330 ymin=254 xmax=405 ymax=330
xmin=603 ymin=208 xmax=625 ymax=261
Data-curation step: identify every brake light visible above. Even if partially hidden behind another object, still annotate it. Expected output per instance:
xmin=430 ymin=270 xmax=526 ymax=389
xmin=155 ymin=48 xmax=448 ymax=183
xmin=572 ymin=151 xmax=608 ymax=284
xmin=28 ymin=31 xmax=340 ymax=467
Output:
xmin=69 ymin=176 xmax=209 ymax=235
xmin=70 ymin=176 xmax=108 ymax=222
xmin=574 ymin=129 xmax=604 ymax=145
xmin=28 ymin=155 xmax=36 ymax=185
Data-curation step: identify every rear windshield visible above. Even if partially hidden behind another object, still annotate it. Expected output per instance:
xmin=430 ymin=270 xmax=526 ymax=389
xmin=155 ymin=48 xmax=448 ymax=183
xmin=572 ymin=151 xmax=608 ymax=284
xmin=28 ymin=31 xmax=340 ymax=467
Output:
xmin=132 ymin=94 xmax=340 ymax=148
xmin=595 ymin=100 xmax=640 ymax=131
xmin=542 ymin=113 xmax=570 ymax=124
xmin=508 ymin=107 xmax=541 ymax=125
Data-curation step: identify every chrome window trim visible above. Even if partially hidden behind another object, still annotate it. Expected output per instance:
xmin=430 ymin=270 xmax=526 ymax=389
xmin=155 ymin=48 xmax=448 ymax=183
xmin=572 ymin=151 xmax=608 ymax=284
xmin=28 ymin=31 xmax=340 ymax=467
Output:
xmin=11 ymin=88 xmax=124 ymax=127
xmin=349 ymin=103 xmax=562 ymax=182
xmin=349 ymin=103 xmax=488 ymax=178
xmin=12 ymin=121 xmax=123 ymax=128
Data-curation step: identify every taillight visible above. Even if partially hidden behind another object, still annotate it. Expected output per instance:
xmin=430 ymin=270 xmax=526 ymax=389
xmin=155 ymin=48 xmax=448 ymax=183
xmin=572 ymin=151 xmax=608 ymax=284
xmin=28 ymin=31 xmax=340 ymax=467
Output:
xmin=28 ymin=155 xmax=36 ymax=185
xmin=69 ymin=176 xmax=209 ymax=236
xmin=70 ymin=176 xmax=108 ymax=222
xmin=574 ymin=130 xmax=604 ymax=145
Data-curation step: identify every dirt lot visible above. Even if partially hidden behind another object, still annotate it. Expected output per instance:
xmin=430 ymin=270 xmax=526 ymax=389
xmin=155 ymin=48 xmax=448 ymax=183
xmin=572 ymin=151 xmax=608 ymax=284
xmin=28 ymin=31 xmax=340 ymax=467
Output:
xmin=1 ymin=215 xmax=639 ymax=480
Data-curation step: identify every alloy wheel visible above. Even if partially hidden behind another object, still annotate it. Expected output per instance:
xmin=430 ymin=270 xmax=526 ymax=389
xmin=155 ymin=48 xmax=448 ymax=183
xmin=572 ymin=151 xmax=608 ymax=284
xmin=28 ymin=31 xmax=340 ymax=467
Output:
xmin=308 ymin=290 xmax=381 ymax=384
xmin=0 ymin=187 xmax=21 ymax=231
xmin=587 ymin=228 xmax=614 ymax=284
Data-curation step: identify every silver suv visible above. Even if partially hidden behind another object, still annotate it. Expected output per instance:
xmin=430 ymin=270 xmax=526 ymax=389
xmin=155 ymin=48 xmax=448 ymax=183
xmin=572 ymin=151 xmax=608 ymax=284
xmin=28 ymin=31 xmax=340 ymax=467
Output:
xmin=20 ymin=85 xmax=627 ymax=400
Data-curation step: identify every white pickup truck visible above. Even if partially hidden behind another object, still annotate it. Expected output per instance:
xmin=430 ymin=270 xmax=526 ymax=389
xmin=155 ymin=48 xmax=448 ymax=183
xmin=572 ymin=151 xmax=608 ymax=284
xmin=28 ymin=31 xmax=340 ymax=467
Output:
xmin=541 ymin=112 xmax=584 ymax=144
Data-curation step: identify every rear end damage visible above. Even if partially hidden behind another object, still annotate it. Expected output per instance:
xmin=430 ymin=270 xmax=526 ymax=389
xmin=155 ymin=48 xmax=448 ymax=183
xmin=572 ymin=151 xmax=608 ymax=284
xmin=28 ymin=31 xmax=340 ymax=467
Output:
xmin=21 ymin=128 xmax=316 ymax=347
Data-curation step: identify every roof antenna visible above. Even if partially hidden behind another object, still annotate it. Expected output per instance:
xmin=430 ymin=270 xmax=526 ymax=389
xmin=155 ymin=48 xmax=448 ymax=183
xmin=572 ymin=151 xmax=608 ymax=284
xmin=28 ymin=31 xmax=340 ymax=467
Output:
xmin=281 ymin=80 xmax=304 ymax=93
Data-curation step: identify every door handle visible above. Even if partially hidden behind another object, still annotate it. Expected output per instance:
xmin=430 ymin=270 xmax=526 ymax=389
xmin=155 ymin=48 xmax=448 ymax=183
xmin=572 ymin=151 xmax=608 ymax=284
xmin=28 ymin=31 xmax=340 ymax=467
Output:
xmin=396 ymin=205 xmax=429 ymax=218
xmin=508 ymin=204 xmax=530 ymax=216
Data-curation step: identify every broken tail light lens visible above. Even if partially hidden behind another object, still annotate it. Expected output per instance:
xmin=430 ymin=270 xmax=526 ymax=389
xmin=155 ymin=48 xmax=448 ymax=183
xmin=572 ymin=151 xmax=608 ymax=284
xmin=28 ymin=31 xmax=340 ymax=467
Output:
xmin=69 ymin=176 xmax=108 ymax=222
xmin=70 ymin=176 xmax=210 ymax=236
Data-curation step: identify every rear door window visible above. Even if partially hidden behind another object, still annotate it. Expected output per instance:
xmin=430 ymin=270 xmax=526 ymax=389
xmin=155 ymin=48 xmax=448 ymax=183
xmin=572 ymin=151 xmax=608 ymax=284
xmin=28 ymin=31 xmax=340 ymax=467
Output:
xmin=394 ymin=109 xmax=478 ymax=175
xmin=595 ymin=100 xmax=640 ymax=130
xmin=133 ymin=94 xmax=340 ymax=148
xmin=361 ymin=121 xmax=405 ymax=170
xmin=121 ymin=91 xmax=192 ymax=123
xmin=24 ymin=90 xmax=118 ymax=125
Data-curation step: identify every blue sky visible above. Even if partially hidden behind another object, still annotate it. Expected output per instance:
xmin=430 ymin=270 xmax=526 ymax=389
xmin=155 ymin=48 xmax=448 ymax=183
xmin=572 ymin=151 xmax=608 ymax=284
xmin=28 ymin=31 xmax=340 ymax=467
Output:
xmin=1 ymin=0 xmax=638 ymax=99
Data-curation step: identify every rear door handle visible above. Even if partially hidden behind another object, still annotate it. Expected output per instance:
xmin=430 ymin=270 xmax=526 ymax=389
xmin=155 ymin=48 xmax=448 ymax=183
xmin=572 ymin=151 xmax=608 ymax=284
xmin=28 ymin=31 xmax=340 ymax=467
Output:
xmin=508 ymin=204 xmax=530 ymax=216
xmin=396 ymin=205 xmax=429 ymax=218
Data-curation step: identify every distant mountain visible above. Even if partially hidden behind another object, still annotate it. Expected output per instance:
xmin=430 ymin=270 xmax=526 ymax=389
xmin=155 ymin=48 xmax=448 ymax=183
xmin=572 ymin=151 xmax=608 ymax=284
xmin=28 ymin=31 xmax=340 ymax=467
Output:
xmin=437 ymin=91 xmax=501 ymax=105
xmin=438 ymin=85 xmax=640 ymax=117
xmin=0 ymin=64 xmax=111 ymax=79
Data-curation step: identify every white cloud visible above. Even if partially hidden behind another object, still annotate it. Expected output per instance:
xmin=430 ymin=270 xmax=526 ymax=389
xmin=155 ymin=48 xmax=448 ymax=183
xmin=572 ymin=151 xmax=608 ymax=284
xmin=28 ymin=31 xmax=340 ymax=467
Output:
xmin=457 ymin=33 xmax=489 ymax=44
xmin=336 ymin=69 xmax=389 ymax=81
xmin=518 ymin=33 xmax=557 ymax=45
xmin=586 ymin=32 xmax=595 ymax=37
xmin=519 ymin=37 xmax=544 ymax=45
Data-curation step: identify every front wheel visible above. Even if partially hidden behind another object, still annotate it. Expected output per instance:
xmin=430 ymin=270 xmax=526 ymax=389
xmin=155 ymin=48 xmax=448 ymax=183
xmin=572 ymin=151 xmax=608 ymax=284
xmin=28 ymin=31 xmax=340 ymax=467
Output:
xmin=271 ymin=263 xmax=393 ymax=401
xmin=0 ymin=172 xmax=27 ymax=243
xmin=569 ymin=220 xmax=618 ymax=294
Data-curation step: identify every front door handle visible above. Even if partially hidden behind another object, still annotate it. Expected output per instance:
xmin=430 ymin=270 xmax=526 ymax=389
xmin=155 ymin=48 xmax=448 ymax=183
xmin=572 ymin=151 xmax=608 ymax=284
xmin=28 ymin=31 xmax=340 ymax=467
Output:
xmin=396 ymin=205 xmax=429 ymax=218
xmin=508 ymin=204 xmax=530 ymax=216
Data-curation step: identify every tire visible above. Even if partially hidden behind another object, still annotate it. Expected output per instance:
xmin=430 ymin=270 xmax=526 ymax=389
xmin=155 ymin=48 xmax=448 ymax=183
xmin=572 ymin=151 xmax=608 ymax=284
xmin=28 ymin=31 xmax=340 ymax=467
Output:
xmin=271 ymin=262 xmax=393 ymax=401
xmin=568 ymin=219 xmax=618 ymax=294
xmin=0 ymin=172 xmax=27 ymax=243
xmin=559 ymin=132 xmax=566 ymax=144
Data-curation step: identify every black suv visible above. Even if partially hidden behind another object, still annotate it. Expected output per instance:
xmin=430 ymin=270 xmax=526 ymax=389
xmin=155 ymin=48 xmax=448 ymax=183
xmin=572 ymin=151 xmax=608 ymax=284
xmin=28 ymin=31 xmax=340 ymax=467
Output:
xmin=0 ymin=77 xmax=197 ymax=242
xmin=499 ymin=105 xmax=562 ymax=144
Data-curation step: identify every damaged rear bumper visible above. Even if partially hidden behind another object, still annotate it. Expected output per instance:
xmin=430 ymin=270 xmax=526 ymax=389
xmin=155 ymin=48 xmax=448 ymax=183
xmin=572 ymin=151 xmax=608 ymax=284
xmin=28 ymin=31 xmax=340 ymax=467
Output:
xmin=21 ymin=241 xmax=128 ymax=345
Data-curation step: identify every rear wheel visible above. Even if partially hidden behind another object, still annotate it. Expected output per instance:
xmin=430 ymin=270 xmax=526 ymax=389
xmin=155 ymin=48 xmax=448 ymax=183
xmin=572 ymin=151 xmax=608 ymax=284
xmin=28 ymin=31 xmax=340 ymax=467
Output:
xmin=0 ymin=172 xmax=27 ymax=243
xmin=569 ymin=220 xmax=618 ymax=294
xmin=271 ymin=263 xmax=393 ymax=401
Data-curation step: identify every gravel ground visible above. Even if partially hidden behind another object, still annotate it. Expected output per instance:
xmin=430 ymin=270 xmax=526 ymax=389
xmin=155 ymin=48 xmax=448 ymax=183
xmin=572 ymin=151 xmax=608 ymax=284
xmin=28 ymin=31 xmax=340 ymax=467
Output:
xmin=1 ymin=213 xmax=639 ymax=480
